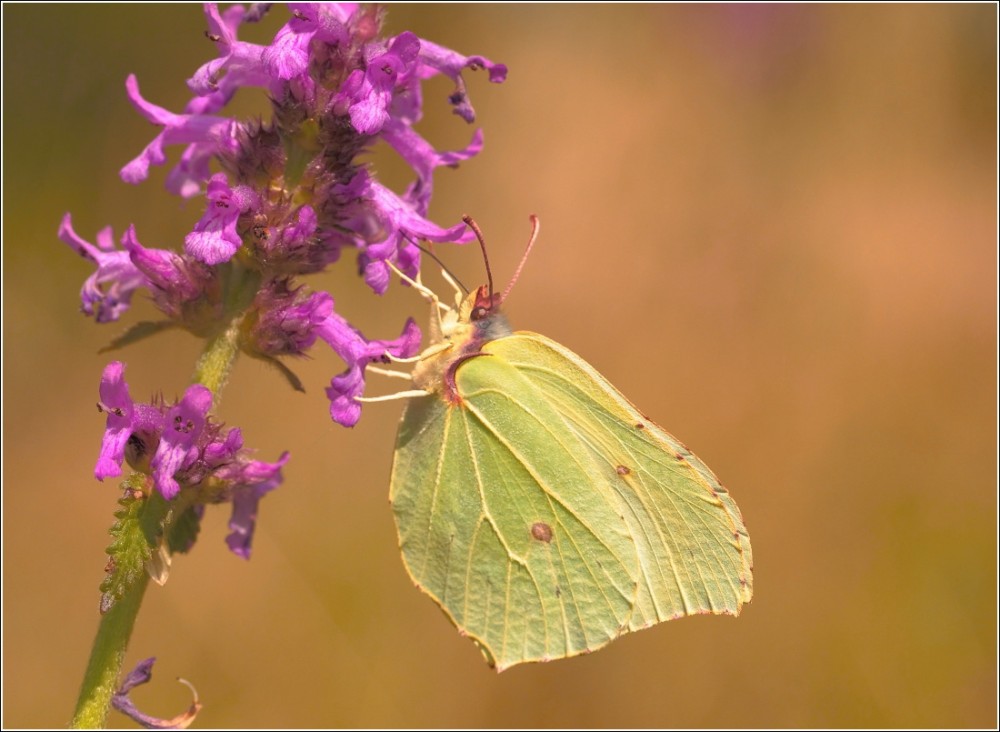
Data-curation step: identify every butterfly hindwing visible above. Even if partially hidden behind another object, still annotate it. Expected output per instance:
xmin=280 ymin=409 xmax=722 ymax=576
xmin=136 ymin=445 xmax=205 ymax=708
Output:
xmin=392 ymin=353 xmax=640 ymax=670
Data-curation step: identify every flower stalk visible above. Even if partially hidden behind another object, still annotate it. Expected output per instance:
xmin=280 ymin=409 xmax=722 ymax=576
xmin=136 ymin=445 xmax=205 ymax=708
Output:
xmin=60 ymin=3 xmax=505 ymax=725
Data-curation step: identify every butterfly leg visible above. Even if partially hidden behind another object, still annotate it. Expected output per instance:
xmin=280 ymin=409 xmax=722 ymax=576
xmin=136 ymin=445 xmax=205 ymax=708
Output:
xmin=387 ymin=262 xmax=452 ymax=315
xmin=366 ymin=365 xmax=413 ymax=380
xmin=383 ymin=341 xmax=453 ymax=365
xmin=359 ymin=359 xmax=438 ymax=403
xmin=387 ymin=261 xmax=454 ymax=339
xmin=438 ymin=266 xmax=466 ymax=311
xmin=355 ymin=389 xmax=430 ymax=403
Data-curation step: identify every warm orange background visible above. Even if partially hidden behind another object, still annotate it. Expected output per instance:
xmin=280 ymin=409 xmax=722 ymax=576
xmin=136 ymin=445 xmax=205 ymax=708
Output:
xmin=3 ymin=4 xmax=996 ymax=728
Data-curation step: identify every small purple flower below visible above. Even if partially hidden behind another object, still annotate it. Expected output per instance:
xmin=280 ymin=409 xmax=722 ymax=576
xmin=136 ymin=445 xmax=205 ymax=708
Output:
xmin=112 ymin=657 xmax=201 ymax=730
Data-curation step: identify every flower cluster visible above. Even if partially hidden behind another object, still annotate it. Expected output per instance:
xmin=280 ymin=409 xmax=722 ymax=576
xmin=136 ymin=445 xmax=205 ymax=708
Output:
xmin=60 ymin=3 xmax=505 ymax=558
xmin=97 ymin=362 xmax=289 ymax=557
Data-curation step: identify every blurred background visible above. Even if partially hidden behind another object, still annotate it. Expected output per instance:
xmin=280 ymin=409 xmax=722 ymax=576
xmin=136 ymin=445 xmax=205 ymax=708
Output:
xmin=3 ymin=4 xmax=996 ymax=728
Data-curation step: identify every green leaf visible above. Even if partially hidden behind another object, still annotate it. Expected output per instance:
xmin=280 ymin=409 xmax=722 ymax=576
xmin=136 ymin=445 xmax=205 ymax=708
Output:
xmin=98 ymin=321 xmax=179 ymax=354
xmin=247 ymin=352 xmax=306 ymax=393
xmin=390 ymin=328 xmax=753 ymax=671
xmin=167 ymin=504 xmax=202 ymax=555
xmin=99 ymin=475 xmax=170 ymax=614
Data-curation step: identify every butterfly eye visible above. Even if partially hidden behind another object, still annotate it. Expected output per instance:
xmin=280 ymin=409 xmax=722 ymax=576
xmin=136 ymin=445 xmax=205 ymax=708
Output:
xmin=470 ymin=306 xmax=489 ymax=321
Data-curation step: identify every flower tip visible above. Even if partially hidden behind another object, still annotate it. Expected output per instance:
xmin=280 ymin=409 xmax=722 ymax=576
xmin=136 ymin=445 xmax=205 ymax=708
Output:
xmin=225 ymin=534 xmax=253 ymax=559
xmin=182 ymin=384 xmax=214 ymax=413
xmin=120 ymin=157 xmax=150 ymax=185
xmin=488 ymin=63 xmax=508 ymax=83
xmin=155 ymin=475 xmax=182 ymax=501
xmin=94 ymin=458 xmax=123 ymax=481
xmin=363 ymin=260 xmax=392 ymax=295
xmin=328 ymin=391 xmax=362 ymax=428
xmin=102 ymin=360 xmax=126 ymax=380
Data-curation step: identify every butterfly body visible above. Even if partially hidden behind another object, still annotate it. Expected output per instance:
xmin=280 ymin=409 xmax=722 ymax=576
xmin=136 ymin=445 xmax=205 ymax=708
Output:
xmin=389 ymin=286 xmax=753 ymax=671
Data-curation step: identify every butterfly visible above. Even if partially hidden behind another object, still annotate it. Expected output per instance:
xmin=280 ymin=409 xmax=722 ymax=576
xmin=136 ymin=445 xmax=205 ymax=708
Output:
xmin=365 ymin=216 xmax=753 ymax=671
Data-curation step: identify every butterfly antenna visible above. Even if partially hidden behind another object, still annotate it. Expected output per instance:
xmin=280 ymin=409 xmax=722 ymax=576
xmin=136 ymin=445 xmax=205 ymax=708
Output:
xmin=462 ymin=215 xmax=494 ymax=301
xmin=402 ymin=233 xmax=469 ymax=294
xmin=500 ymin=215 xmax=540 ymax=304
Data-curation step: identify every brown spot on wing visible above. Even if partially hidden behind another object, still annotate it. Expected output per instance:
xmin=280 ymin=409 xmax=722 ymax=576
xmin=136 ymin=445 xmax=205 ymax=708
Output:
xmin=530 ymin=522 xmax=553 ymax=543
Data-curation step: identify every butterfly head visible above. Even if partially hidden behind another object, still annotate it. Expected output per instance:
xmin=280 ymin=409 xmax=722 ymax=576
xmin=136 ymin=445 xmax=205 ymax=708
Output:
xmin=457 ymin=214 xmax=540 ymax=336
xmin=460 ymin=285 xmax=510 ymax=342
xmin=470 ymin=285 xmax=501 ymax=322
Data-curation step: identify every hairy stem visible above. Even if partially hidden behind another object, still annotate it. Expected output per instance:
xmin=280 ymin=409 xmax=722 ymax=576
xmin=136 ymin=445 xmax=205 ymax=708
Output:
xmin=70 ymin=490 xmax=171 ymax=728
xmin=193 ymin=318 xmax=244 ymax=395
xmin=193 ymin=262 xmax=258 ymax=394
xmin=71 ymin=572 xmax=152 ymax=728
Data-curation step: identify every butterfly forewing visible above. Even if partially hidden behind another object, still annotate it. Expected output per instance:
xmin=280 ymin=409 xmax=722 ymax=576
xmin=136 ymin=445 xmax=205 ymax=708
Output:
xmin=484 ymin=333 xmax=754 ymax=626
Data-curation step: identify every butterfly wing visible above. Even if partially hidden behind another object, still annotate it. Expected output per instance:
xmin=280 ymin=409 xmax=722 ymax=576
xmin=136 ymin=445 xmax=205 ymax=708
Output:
xmin=485 ymin=333 xmax=754 ymax=630
xmin=390 ymin=332 xmax=752 ymax=671
xmin=391 ymin=359 xmax=641 ymax=670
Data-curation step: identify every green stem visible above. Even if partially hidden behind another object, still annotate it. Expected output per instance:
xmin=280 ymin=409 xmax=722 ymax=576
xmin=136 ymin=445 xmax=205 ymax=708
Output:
xmin=71 ymin=490 xmax=173 ymax=729
xmin=193 ymin=262 xmax=258 ymax=394
xmin=193 ymin=316 xmax=244 ymax=394
xmin=71 ymin=573 xmax=152 ymax=728
xmin=72 ymin=284 xmax=251 ymax=727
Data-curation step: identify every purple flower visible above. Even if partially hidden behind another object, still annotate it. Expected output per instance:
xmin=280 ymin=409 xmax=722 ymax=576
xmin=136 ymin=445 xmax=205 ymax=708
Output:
xmin=317 ymin=312 xmax=422 ymax=427
xmin=58 ymin=214 xmax=147 ymax=323
xmin=184 ymin=174 xmax=259 ymax=265
xmin=220 ymin=451 xmax=291 ymax=559
xmin=94 ymin=362 xmax=133 ymax=480
xmin=95 ymin=362 xmax=165 ymax=480
xmin=112 ymin=657 xmax=201 ymax=729
xmin=63 ymin=5 xmax=510 ymax=581
xmin=262 ymin=4 xmax=356 ymax=81
xmin=334 ymin=32 xmax=421 ymax=135
xmin=150 ymin=385 xmax=212 ymax=500
xmin=121 ymin=225 xmax=212 ymax=308
xmin=416 ymin=39 xmax=508 ymax=122
xmin=249 ymin=282 xmax=334 ymax=357
xmin=187 ymin=4 xmax=270 ymax=96
xmin=202 ymin=426 xmax=244 ymax=467
xmin=120 ymin=74 xmax=239 ymax=190
xmin=360 ymin=180 xmax=473 ymax=293
xmin=92 ymin=365 xmax=291 ymax=557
